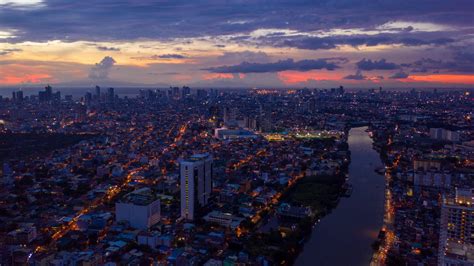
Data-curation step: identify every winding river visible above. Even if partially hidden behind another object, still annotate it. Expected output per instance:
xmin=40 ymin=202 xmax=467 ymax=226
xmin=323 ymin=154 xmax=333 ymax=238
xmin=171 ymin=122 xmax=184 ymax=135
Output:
xmin=295 ymin=126 xmax=385 ymax=266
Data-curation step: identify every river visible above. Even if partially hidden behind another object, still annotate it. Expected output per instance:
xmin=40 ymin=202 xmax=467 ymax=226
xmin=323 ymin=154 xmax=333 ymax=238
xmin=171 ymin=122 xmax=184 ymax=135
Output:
xmin=295 ymin=126 xmax=385 ymax=266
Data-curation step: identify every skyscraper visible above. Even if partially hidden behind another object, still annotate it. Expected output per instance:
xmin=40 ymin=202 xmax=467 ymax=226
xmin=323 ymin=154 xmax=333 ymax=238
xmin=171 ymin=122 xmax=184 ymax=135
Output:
xmin=38 ymin=85 xmax=60 ymax=103
xmin=182 ymin=86 xmax=191 ymax=98
xmin=45 ymin=84 xmax=52 ymax=97
xmin=84 ymin=92 xmax=92 ymax=106
xmin=15 ymin=91 xmax=23 ymax=103
xmin=39 ymin=85 xmax=52 ymax=102
xmin=94 ymin=85 xmax=101 ymax=102
xmin=107 ymin=87 xmax=115 ymax=103
xmin=439 ymin=188 xmax=474 ymax=265
xmin=180 ymin=153 xmax=213 ymax=220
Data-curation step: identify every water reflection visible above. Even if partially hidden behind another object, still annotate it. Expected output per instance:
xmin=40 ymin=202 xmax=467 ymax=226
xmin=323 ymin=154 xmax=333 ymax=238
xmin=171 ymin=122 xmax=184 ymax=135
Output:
xmin=295 ymin=127 xmax=385 ymax=266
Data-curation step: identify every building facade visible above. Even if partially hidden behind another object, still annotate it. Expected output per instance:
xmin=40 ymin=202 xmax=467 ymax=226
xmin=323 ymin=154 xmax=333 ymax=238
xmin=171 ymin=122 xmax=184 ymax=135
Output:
xmin=115 ymin=188 xmax=161 ymax=229
xmin=439 ymin=188 xmax=474 ymax=265
xmin=180 ymin=153 xmax=213 ymax=220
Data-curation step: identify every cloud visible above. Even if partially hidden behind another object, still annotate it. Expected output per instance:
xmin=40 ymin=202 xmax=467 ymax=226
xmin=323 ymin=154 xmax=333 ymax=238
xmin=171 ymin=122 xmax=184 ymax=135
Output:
xmin=0 ymin=59 xmax=88 ymax=85
xmin=204 ymin=58 xmax=344 ymax=73
xmin=132 ymin=54 xmax=186 ymax=60
xmin=155 ymin=54 xmax=186 ymax=59
xmin=192 ymin=72 xmax=284 ymax=88
xmin=0 ymin=48 xmax=22 ymax=55
xmin=0 ymin=1 xmax=472 ymax=89
xmin=97 ymin=46 xmax=120 ymax=51
xmin=215 ymin=51 xmax=270 ymax=64
xmin=89 ymin=56 xmax=116 ymax=80
xmin=0 ymin=0 xmax=44 ymax=9
xmin=403 ymin=50 xmax=474 ymax=74
xmin=453 ymin=51 xmax=474 ymax=63
xmin=356 ymin=58 xmax=399 ymax=71
xmin=390 ymin=71 xmax=409 ymax=79
xmin=399 ymin=37 xmax=453 ymax=46
xmin=0 ymin=1 xmax=471 ymax=43
xmin=270 ymin=34 xmax=455 ymax=50
xmin=344 ymin=70 xmax=366 ymax=80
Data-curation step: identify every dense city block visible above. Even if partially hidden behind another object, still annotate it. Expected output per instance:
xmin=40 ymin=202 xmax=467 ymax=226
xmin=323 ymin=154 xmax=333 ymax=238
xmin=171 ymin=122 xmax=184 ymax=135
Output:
xmin=0 ymin=86 xmax=472 ymax=265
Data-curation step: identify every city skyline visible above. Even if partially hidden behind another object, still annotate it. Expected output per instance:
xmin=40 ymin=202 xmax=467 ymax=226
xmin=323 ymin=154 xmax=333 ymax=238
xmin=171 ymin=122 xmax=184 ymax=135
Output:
xmin=1 ymin=0 xmax=473 ymax=88
xmin=1 ymin=2 xmax=473 ymax=264
xmin=0 ymin=83 xmax=472 ymax=264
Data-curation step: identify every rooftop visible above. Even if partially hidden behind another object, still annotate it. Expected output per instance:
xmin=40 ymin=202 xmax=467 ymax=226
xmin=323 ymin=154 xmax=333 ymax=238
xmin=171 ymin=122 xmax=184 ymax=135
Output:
xmin=118 ymin=187 xmax=159 ymax=206
xmin=183 ymin=153 xmax=212 ymax=163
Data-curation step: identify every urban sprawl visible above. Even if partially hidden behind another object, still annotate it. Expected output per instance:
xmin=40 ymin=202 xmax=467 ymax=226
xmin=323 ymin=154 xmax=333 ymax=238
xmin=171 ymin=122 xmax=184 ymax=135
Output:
xmin=0 ymin=85 xmax=473 ymax=265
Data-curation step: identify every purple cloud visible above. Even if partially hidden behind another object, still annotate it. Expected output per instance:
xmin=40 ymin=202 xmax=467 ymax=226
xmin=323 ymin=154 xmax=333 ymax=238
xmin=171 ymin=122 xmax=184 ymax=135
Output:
xmin=390 ymin=71 xmax=409 ymax=79
xmin=204 ymin=58 xmax=344 ymax=73
xmin=269 ymin=34 xmax=455 ymax=51
xmin=0 ymin=1 xmax=471 ymax=43
xmin=356 ymin=58 xmax=399 ymax=71
xmin=344 ymin=70 xmax=366 ymax=80
xmin=156 ymin=54 xmax=186 ymax=59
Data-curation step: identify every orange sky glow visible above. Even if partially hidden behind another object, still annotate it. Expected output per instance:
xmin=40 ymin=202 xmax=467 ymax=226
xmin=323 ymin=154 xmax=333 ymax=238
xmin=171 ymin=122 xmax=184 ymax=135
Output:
xmin=405 ymin=75 xmax=474 ymax=84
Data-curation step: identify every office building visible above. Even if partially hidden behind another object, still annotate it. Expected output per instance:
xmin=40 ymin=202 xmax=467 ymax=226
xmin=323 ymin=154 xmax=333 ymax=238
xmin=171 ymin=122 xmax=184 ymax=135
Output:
xmin=38 ymin=85 xmax=60 ymax=103
xmin=115 ymin=188 xmax=161 ymax=229
xmin=180 ymin=153 xmax=213 ymax=220
xmin=182 ymin=86 xmax=191 ymax=98
xmin=203 ymin=211 xmax=244 ymax=229
xmin=107 ymin=87 xmax=115 ymax=103
xmin=12 ymin=90 xmax=23 ymax=103
xmin=84 ymin=92 xmax=92 ymax=106
xmin=95 ymin=85 xmax=101 ymax=100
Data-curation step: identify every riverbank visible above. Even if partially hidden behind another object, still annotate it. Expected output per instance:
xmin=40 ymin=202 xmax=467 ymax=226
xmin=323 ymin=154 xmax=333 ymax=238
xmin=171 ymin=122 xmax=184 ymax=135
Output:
xmin=237 ymin=127 xmax=384 ymax=265
xmin=283 ymin=173 xmax=347 ymax=217
xmin=295 ymin=126 xmax=385 ymax=266
xmin=242 ymin=173 xmax=347 ymax=265
xmin=240 ymin=137 xmax=350 ymax=265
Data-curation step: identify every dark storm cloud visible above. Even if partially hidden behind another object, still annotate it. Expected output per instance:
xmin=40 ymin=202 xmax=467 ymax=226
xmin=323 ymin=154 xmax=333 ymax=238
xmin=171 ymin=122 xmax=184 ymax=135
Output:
xmin=390 ymin=71 xmax=409 ymax=79
xmin=356 ymin=59 xmax=399 ymax=71
xmin=344 ymin=70 xmax=366 ymax=80
xmin=89 ymin=56 xmax=116 ymax=80
xmin=204 ymin=58 xmax=344 ymax=73
xmin=0 ymin=0 xmax=472 ymax=43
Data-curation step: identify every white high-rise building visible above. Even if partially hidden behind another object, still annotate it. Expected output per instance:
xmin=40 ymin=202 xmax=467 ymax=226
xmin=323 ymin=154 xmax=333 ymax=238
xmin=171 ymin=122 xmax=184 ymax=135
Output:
xmin=439 ymin=188 xmax=474 ymax=265
xmin=115 ymin=188 xmax=161 ymax=229
xmin=180 ymin=153 xmax=213 ymax=220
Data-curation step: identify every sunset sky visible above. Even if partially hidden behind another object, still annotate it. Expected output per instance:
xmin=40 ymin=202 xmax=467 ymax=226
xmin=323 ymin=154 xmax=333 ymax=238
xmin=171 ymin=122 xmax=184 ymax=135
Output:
xmin=0 ymin=0 xmax=473 ymax=88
